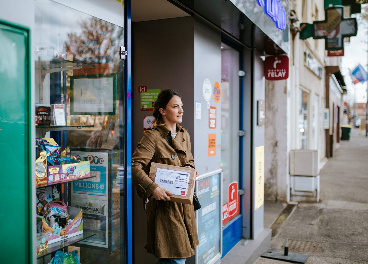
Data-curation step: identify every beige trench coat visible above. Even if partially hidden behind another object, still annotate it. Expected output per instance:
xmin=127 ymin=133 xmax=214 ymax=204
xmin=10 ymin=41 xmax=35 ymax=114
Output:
xmin=132 ymin=124 xmax=199 ymax=259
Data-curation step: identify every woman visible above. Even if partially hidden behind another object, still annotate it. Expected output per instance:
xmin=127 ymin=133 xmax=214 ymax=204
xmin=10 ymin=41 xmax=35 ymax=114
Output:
xmin=132 ymin=90 xmax=199 ymax=264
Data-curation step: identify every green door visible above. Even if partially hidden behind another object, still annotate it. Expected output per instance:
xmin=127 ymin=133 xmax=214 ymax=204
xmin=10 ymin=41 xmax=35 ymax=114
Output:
xmin=0 ymin=21 xmax=32 ymax=263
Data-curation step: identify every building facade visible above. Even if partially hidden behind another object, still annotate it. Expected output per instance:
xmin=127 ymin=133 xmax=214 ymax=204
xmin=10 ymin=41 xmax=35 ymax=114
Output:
xmin=0 ymin=0 xmax=289 ymax=263
xmin=264 ymin=0 xmax=349 ymax=203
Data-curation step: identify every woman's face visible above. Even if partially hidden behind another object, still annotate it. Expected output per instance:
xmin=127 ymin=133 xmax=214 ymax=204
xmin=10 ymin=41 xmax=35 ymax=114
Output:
xmin=160 ymin=95 xmax=184 ymax=125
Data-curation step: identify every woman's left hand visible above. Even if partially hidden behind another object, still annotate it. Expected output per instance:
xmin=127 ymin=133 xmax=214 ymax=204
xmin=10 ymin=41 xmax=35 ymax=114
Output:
xmin=152 ymin=186 xmax=172 ymax=201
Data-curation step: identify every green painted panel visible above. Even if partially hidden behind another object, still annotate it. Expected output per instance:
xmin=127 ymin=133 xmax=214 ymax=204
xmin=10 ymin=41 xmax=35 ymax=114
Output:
xmin=0 ymin=22 xmax=30 ymax=263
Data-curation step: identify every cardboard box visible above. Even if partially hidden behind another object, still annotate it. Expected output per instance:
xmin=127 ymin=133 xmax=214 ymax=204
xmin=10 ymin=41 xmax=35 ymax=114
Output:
xmin=41 ymin=206 xmax=83 ymax=244
xmin=48 ymin=161 xmax=91 ymax=184
xmin=149 ymin=162 xmax=196 ymax=204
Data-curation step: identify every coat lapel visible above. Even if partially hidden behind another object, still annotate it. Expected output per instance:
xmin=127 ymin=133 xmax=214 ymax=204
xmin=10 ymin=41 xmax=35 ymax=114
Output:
xmin=172 ymin=134 xmax=185 ymax=153
xmin=154 ymin=124 xmax=186 ymax=153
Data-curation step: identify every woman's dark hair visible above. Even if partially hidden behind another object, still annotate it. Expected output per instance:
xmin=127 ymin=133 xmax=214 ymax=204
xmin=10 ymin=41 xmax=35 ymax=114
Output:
xmin=153 ymin=89 xmax=181 ymax=125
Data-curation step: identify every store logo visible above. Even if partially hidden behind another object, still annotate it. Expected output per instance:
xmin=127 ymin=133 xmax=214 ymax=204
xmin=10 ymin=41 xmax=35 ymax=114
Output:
xmin=265 ymin=55 xmax=289 ymax=80
xmin=222 ymin=182 xmax=239 ymax=224
xmin=256 ymin=0 xmax=286 ymax=30
xmin=75 ymin=155 xmax=105 ymax=165
xmin=273 ymin=58 xmax=281 ymax=68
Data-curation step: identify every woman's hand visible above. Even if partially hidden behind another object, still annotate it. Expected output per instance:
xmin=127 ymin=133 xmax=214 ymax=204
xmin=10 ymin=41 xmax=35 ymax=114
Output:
xmin=152 ymin=186 xmax=172 ymax=201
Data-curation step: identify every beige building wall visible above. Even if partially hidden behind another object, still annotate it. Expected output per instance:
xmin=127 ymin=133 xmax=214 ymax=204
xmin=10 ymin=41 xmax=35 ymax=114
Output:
xmin=290 ymin=0 xmax=326 ymax=168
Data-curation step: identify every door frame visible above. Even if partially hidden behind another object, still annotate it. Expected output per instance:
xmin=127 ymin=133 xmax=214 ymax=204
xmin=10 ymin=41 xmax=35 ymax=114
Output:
xmin=220 ymin=37 xmax=245 ymax=256
xmin=124 ymin=0 xmax=133 ymax=263
xmin=0 ymin=19 xmax=33 ymax=262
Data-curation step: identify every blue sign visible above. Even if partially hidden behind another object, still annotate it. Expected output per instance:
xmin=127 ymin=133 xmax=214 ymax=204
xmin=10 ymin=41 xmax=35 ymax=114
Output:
xmin=351 ymin=64 xmax=368 ymax=84
xmin=257 ymin=0 xmax=286 ymax=30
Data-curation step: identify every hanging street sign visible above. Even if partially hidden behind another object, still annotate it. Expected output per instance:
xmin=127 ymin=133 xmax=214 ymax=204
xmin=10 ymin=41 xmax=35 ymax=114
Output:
xmin=327 ymin=50 xmax=344 ymax=56
xmin=312 ymin=6 xmax=357 ymax=51
xmin=299 ymin=23 xmax=313 ymax=40
xmin=264 ymin=55 xmax=289 ymax=80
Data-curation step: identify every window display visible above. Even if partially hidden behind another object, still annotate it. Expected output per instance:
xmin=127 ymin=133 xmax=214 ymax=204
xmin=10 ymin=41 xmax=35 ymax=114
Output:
xmin=35 ymin=0 xmax=126 ymax=263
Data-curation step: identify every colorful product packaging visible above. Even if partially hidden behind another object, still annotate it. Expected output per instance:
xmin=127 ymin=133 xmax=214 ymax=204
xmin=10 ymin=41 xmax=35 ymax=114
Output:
xmin=41 ymin=206 xmax=83 ymax=244
xmin=35 ymin=138 xmax=90 ymax=186
xmin=47 ymin=161 xmax=91 ymax=184
xmin=35 ymin=151 xmax=48 ymax=188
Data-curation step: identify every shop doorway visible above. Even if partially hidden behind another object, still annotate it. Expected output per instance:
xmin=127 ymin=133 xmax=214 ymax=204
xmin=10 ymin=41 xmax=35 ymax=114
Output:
xmin=220 ymin=42 xmax=244 ymax=255
xmin=131 ymin=2 xmax=191 ymax=263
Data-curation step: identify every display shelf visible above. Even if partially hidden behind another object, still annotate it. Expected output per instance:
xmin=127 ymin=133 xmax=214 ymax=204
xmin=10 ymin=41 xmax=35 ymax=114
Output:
xmin=36 ymin=125 xmax=94 ymax=131
xmin=36 ymin=175 xmax=96 ymax=189
xmin=37 ymin=234 xmax=95 ymax=259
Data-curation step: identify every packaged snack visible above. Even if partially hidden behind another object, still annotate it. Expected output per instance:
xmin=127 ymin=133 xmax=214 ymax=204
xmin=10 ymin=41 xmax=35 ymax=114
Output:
xmin=50 ymin=250 xmax=79 ymax=264
xmin=55 ymin=158 xmax=79 ymax=165
xmin=47 ymin=149 xmax=61 ymax=166
xmin=42 ymin=138 xmax=58 ymax=146
xmin=60 ymin=146 xmax=71 ymax=158
xmin=36 ymin=151 xmax=47 ymax=187
xmin=37 ymin=138 xmax=59 ymax=152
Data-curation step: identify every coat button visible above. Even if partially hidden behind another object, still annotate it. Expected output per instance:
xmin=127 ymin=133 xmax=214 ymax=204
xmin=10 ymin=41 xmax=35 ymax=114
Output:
xmin=171 ymin=155 xmax=175 ymax=160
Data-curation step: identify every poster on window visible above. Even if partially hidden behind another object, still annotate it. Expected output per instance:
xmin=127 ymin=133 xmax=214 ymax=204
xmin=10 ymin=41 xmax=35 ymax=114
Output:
xmin=70 ymin=74 xmax=117 ymax=115
xmin=70 ymin=148 xmax=112 ymax=249
xmin=255 ymin=146 xmax=264 ymax=210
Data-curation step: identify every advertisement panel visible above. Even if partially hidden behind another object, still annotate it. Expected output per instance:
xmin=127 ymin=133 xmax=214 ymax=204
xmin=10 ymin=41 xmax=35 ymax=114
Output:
xmin=196 ymin=170 xmax=222 ymax=264
xmin=70 ymin=148 xmax=112 ymax=249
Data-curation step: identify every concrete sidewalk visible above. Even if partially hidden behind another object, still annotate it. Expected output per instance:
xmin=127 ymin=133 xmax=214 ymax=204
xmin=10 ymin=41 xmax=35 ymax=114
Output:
xmin=254 ymin=128 xmax=368 ymax=263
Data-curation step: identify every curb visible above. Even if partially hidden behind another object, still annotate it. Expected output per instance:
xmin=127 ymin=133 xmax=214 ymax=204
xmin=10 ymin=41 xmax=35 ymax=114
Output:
xmin=270 ymin=203 xmax=298 ymax=239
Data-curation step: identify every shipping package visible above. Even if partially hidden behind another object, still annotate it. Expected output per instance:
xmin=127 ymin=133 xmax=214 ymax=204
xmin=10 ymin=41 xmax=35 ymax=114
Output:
xmin=149 ymin=162 xmax=195 ymax=204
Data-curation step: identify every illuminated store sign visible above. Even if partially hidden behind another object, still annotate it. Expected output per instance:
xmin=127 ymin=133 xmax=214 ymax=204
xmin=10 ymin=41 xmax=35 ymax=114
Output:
xmin=256 ymin=0 xmax=286 ymax=30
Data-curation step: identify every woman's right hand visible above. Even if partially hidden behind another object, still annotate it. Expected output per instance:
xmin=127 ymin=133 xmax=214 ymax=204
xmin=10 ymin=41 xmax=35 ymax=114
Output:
xmin=152 ymin=186 xmax=172 ymax=201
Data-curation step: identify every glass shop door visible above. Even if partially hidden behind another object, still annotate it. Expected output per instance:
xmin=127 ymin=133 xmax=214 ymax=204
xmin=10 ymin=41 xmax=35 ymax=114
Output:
xmin=220 ymin=42 xmax=244 ymax=256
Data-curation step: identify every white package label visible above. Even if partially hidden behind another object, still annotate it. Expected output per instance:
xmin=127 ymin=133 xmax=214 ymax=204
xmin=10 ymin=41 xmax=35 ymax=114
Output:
xmin=155 ymin=168 xmax=190 ymax=196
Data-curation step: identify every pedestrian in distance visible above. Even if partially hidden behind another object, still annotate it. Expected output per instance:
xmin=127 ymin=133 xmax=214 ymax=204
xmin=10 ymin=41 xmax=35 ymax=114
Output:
xmin=132 ymin=89 xmax=199 ymax=264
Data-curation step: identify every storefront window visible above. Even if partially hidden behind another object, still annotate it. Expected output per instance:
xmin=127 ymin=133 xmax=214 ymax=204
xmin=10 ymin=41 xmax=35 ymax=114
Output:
xmin=299 ymin=89 xmax=309 ymax=149
xmin=35 ymin=0 xmax=125 ymax=263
